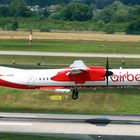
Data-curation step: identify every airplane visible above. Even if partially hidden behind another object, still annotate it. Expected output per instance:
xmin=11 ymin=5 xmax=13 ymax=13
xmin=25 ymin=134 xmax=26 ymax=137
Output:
xmin=0 ymin=59 xmax=140 ymax=100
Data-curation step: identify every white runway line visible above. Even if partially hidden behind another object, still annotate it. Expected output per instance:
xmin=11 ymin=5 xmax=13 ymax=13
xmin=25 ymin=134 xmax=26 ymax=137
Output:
xmin=0 ymin=122 xmax=32 ymax=126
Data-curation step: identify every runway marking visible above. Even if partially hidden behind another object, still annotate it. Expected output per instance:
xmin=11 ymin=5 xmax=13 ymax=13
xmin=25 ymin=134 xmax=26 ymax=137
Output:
xmin=0 ymin=122 xmax=32 ymax=126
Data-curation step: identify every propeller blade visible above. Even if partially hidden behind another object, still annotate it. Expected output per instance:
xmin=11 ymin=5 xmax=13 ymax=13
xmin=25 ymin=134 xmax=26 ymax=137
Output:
xmin=106 ymin=57 xmax=109 ymax=69
xmin=106 ymin=57 xmax=109 ymax=86
xmin=105 ymin=58 xmax=113 ymax=86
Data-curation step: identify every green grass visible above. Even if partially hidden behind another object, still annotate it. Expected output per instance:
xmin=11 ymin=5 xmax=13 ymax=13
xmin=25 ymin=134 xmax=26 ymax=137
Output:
xmin=0 ymin=87 xmax=140 ymax=114
xmin=0 ymin=40 xmax=139 ymax=54
xmin=0 ymin=55 xmax=139 ymax=69
xmin=0 ymin=133 xmax=76 ymax=140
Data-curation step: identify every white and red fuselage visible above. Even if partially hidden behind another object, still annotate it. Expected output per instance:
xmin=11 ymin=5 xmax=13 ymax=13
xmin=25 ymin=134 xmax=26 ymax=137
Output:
xmin=0 ymin=66 xmax=140 ymax=90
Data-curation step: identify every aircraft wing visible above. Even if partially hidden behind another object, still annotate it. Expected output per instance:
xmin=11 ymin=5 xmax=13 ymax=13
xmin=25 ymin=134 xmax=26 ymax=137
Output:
xmin=51 ymin=60 xmax=90 ymax=84
xmin=67 ymin=60 xmax=88 ymax=75
xmin=70 ymin=60 xmax=87 ymax=69
xmin=51 ymin=60 xmax=108 ymax=84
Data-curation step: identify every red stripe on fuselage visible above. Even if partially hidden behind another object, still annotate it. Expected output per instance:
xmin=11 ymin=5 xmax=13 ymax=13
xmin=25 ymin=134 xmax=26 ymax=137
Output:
xmin=0 ymin=79 xmax=66 ymax=89
xmin=0 ymin=79 xmax=37 ymax=89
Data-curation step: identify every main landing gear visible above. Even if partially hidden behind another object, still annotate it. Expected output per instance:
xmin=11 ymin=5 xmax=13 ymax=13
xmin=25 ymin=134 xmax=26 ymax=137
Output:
xmin=72 ymin=87 xmax=79 ymax=100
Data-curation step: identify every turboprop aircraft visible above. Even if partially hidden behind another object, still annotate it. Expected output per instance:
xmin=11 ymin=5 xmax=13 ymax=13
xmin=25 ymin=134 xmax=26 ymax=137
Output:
xmin=0 ymin=59 xmax=140 ymax=100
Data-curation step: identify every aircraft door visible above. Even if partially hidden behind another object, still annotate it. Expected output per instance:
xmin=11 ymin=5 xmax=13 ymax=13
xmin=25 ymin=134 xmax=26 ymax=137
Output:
xmin=28 ymin=75 xmax=35 ymax=86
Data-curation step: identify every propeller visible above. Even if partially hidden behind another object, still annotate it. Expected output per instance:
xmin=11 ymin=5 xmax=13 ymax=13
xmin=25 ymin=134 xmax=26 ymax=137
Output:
xmin=106 ymin=58 xmax=113 ymax=86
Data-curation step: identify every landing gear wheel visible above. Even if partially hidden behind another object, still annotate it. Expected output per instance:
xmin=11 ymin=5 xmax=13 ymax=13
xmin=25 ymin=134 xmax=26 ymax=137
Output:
xmin=72 ymin=88 xmax=79 ymax=100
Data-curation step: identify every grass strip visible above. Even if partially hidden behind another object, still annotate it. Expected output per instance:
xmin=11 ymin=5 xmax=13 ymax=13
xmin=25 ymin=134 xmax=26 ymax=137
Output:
xmin=0 ymin=40 xmax=139 ymax=54
xmin=0 ymin=87 xmax=140 ymax=114
xmin=0 ymin=133 xmax=76 ymax=140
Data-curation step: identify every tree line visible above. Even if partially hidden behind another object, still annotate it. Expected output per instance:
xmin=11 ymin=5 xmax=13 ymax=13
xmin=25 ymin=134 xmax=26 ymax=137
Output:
xmin=0 ymin=0 xmax=139 ymax=34
xmin=0 ymin=0 xmax=140 ymax=7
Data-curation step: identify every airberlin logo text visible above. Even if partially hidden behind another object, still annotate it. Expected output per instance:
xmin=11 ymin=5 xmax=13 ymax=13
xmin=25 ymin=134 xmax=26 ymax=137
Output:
xmin=110 ymin=71 xmax=140 ymax=82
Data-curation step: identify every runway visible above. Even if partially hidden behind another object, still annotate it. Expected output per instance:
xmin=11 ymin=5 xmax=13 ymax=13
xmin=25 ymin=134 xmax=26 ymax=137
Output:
xmin=0 ymin=113 xmax=140 ymax=140
xmin=0 ymin=51 xmax=140 ymax=58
